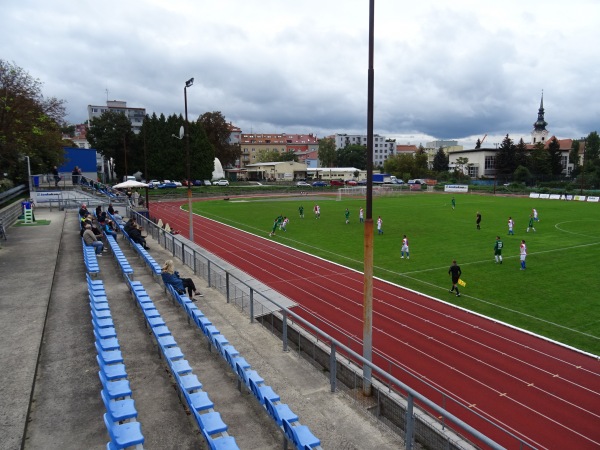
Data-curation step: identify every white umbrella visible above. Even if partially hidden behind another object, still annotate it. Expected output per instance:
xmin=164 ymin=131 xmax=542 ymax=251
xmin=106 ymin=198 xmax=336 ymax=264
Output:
xmin=112 ymin=180 xmax=149 ymax=188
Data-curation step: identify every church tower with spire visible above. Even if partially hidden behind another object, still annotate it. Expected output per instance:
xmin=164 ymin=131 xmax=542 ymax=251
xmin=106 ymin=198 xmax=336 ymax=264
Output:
xmin=531 ymin=92 xmax=549 ymax=144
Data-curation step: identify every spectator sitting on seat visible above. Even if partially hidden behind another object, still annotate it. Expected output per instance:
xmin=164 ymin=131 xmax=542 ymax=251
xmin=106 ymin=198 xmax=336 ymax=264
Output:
xmin=81 ymin=218 xmax=103 ymax=238
xmin=128 ymin=224 xmax=149 ymax=249
xmin=78 ymin=203 xmax=88 ymax=218
xmin=112 ymin=210 xmax=123 ymax=225
xmin=96 ymin=205 xmax=102 ymax=218
xmin=82 ymin=224 xmax=106 ymax=255
xmin=161 ymin=259 xmax=203 ymax=300
xmin=103 ymin=219 xmax=118 ymax=239
xmin=123 ymin=217 xmax=137 ymax=234
xmin=107 ymin=203 xmax=115 ymax=215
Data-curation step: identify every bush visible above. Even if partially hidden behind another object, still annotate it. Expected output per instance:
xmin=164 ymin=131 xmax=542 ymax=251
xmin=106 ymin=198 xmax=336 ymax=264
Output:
xmin=0 ymin=178 xmax=14 ymax=192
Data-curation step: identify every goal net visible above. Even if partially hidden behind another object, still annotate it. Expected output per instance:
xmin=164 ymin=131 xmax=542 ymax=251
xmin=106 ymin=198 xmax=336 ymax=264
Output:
xmin=336 ymin=185 xmax=405 ymax=201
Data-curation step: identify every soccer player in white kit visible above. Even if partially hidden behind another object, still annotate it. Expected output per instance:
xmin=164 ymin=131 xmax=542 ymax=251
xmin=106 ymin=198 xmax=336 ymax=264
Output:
xmin=401 ymin=235 xmax=409 ymax=259
xmin=520 ymin=240 xmax=527 ymax=270
xmin=508 ymin=217 xmax=515 ymax=235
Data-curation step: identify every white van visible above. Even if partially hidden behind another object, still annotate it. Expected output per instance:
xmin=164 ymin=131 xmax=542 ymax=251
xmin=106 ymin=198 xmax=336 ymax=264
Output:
xmin=122 ymin=175 xmax=136 ymax=182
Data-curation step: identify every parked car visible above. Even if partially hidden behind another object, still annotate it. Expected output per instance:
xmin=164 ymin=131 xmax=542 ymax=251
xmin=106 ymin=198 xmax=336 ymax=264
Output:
xmin=157 ymin=181 xmax=177 ymax=188
xmin=203 ymin=180 xmax=212 ymax=186
xmin=148 ymin=180 xmax=160 ymax=189
xmin=330 ymin=179 xmax=345 ymax=186
xmin=407 ymin=179 xmax=424 ymax=185
xmin=296 ymin=181 xmax=311 ymax=187
xmin=345 ymin=180 xmax=358 ymax=186
xmin=214 ymin=179 xmax=229 ymax=186
xmin=312 ymin=181 xmax=329 ymax=187
xmin=172 ymin=181 xmax=182 ymax=187
xmin=357 ymin=180 xmax=367 ymax=185
xmin=193 ymin=180 xmax=203 ymax=186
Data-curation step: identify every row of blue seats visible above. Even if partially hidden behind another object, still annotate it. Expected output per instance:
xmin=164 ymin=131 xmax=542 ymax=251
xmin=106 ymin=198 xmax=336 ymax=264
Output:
xmin=106 ymin=213 xmax=161 ymax=277
xmin=163 ymin=284 xmax=321 ymax=450
xmin=82 ymin=237 xmax=100 ymax=275
xmin=125 ymin=277 xmax=239 ymax=450
xmin=79 ymin=212 xmax=101 ymax=275
xmin=87 ymin=274 xmax=145 ymax=449
xmin=105 ymin=235 xmax=133 ymax=278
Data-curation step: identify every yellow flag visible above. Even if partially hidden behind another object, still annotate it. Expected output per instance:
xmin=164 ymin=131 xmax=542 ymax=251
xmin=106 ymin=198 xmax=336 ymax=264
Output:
xmin=458 ymin=279 xmax=466 ymax=287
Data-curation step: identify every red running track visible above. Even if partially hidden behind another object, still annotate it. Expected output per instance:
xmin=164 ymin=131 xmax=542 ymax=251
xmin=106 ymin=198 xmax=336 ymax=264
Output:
xmin=151 ymin=200 xmax=600 ymax=450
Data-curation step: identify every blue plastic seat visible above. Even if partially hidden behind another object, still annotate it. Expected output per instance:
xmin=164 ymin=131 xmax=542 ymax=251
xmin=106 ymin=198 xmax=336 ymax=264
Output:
xmin=176 ymin=373 xmax=202 ymax=392
xmin=169 ymin=358 xmax=192 ymax=375
xmin=95 ymin=324 xmax=117 ymax=340
xmin=185 ymin=390 xmax=214 ymax=412
xmin=95 ymin=333 xmax=120 ymax=352
xmin=97 ymin=356 xmax=127 ymax=381
xmin=157 ymin=335 xmax=177 ymax=349
xmin=249 ymin=379 xmax=280 ymax=405
xmin=265 ymin=398 xmax=298 ymax=426
xmin=212 ymin=334 xmax=229 ymax=353
xmin=162 ymin=346 xmax=184 ymax=361
xmin=99 ymin=370 xmax=131 ymax=400
xmin=201 ymin=428 xmax=240 ymax=450
xmin=222 ymin=345 xmax=239 ymax=366
xmin=151 ymin=325 xmax=171 ymax=337
xmin=103 ymin=413 xmax=144 ymax=449
xmin=101 ymin=389 xmax=137 ymax=423
xmin=193 ymin=410 xmax=228 ymax=435
xmin=283 ymin=420 xmax=320 ymax=449
xmin=95 ymin=342 xmax=124 ymax=365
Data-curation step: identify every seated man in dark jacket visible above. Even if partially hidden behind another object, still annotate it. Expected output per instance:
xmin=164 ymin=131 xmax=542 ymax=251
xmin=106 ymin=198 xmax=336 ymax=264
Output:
xmin=128 ymin=224 xmax=149 ymax=249
xmin=123 ymin=217 xmax=136 ymax=234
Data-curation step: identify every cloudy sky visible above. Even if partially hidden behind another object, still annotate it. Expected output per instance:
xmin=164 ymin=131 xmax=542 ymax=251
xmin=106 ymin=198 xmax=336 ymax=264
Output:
xmin=2 ymin=0 xmax=599 ymax=148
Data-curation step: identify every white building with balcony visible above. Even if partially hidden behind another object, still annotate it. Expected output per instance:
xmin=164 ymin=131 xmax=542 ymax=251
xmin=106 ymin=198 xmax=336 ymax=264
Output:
xmin=87 ymin=100 xmax=146 ymax=134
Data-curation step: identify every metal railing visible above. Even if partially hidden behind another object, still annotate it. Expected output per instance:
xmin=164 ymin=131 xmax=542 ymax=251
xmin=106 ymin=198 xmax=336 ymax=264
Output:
xmin=129 ymin=208 xmax=534 ymax=450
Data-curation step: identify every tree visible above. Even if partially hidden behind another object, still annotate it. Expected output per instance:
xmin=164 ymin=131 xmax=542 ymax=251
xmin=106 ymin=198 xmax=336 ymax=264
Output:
xmin=197 ymin=111 xmax=240 ymax=168
xmin=528 ymin=142 xmax=550 ymax=177
xmin=513 ymin=165 xmax=532 ymax=184
xmin=383 ymin=153 xmax=416 ymax=180
xmin=336 ymin=144 xmax=367 ymax=170
xmin=432 ymin=147 xmax=449 ymax=172
xmin=256 ymin=149 xmax=281 ymax=163
xmin=318 ymin=137 xmax=336 ymax=167
xmin=278 ymin=150 xmax=298 ymax=162
xmin=584 ymin=131 xmax=600 ymax=165
xmin=569 ymin=139 xmax=581 ymax=177
xmin=454 ymin=157 xmax=469 ymax=178
xmin=547 ymin=137 xmax=563 ymax=176
xmin=87 ymin=111 xmax=135 ymax=179
xmin=514 ymin=138 xmax=529 ymax=169
xmin=0 ymin=60 xmax=67 ymax=182
xmin=495 ymin=134 xmax=516 ymax=176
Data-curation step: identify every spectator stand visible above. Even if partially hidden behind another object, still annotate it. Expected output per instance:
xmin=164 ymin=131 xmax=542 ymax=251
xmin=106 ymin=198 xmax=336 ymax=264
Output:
xmin=163 ymin=282 xmax=321 ymax=450
xmin=104 ymin=235 xmax=134 ymax=279
xmin=124 ymin=277 xmax=239 ymax=450
xmin=80 ymin=215 xmax=100 ymax=277
xmin=87 ymin=275 xmax=145 ymax=449
xmin=108 ymin=211 xmax=161 ymax=278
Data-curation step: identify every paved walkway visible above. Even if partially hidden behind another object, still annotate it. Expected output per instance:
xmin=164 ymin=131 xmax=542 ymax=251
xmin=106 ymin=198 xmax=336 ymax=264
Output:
xmin=0 ymin=209 xmax=402 ymax=450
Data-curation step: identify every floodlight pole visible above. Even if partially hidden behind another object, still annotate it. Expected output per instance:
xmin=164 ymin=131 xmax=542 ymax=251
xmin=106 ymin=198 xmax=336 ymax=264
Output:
xmin=363 ymin=0 xmax=375 ymax=397
xmin=184 ymin=77 xmax=194 ymax=242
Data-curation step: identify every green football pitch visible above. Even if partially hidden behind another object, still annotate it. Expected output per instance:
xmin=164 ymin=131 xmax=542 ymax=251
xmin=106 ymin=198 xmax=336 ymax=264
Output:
xmin=191 ymin=192 xmax=600 ymax=355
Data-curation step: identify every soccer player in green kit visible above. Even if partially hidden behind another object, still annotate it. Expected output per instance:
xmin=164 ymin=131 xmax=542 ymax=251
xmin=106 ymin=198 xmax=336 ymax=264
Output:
xmin=527 ymin=214 xmax=536 ymax=233
xmin=345 ymin=208 xmax=350 ymax=224
xmin=298 ymin=205 xmax=304 ymax=218
xmin=494 ymin=236 xmax=503 ymax=264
